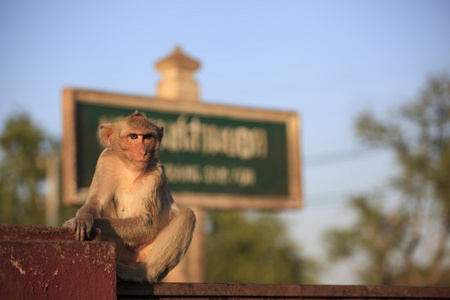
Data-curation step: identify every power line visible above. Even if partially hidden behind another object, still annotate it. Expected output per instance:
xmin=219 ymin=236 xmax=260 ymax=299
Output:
xmin=304 ymin=147 xmax=386 ymax=167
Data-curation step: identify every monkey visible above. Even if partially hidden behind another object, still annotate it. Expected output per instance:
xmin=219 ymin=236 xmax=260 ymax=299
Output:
xmin=64 ymin=110 xmax=196 ymax=283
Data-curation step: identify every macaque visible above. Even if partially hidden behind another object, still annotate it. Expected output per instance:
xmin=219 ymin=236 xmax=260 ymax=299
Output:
xmin=64 ymin=110 xmax=196 ymax=283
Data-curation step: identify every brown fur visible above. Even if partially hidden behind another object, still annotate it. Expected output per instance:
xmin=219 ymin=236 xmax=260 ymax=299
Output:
xmin=64 ymin=110 xmax=196 ymax=282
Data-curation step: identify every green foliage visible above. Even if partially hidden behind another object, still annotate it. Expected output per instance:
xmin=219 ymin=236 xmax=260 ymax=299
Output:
xmin=324 ymin=195 xmax=409 ymax=284
xmin=0 ymin=113 xmax=51 ymax=225
xmin=0 ymin=112 xmax=79 ymax=226
xmin=324 ymin=73 xmax=450 ymax=286
xmin=206 ymin=210 xmax=319 ymax=284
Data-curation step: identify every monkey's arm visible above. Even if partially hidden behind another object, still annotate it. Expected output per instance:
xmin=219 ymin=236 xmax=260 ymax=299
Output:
xmin=64 ymin=157 xmax=114 ymax=240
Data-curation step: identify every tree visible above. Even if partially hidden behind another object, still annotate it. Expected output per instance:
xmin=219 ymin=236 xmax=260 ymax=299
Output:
xmin=0 ymin=113 xmax=52 ymax=225
xmin=206 ymin=210 xmax=319 ymax=284
xmin=324 ymin=73 xmax=450 ymax=286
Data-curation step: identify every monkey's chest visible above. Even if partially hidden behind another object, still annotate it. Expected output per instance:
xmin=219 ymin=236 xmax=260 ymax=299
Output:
xmin=114 ymin=187 xmax=146 ymax=218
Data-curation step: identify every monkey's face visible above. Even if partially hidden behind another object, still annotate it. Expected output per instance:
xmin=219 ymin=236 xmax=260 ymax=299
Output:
xmin=99 ymin=111 xmax=164 ymax=170
xmin=118 ymin=128 xmax=160 ymax=170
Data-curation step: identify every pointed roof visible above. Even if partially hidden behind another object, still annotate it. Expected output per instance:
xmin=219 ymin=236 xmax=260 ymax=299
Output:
xmin=155 ymin=46 xmax=200 ymax=71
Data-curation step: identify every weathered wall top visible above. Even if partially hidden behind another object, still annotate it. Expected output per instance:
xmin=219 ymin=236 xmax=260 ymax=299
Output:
xmin=1 ymin=224 xmax=449 ymax=300
xmin=0 ymin=224 xmax=116 ymax=300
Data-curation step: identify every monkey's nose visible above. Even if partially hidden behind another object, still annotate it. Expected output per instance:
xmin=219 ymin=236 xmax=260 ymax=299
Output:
xmin=141 ymin=149 xmax=149 ymax=158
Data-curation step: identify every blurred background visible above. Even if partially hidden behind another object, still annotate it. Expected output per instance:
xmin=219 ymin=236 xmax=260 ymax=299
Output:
xmin=1 ymin=0 xmax=449 ymax=285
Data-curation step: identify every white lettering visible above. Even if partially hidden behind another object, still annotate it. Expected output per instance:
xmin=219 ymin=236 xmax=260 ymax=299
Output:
xmin=203 ymin=165 xmax=229 ymax=185
xmin=164 ymin=163 xmax=257 ymax=187
xmin=165 ymin=163 xmax=202 ymax=184
xmin=159 ymin=116 xmax=268 ymax=160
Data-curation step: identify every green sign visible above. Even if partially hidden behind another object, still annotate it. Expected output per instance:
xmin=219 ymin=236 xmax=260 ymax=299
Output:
xmin=63 ymin=89 xmax=302 ymax=209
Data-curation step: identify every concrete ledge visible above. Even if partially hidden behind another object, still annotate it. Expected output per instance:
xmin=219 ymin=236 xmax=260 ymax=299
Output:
xmin=0 ymin=224 xmax=116 ymax=300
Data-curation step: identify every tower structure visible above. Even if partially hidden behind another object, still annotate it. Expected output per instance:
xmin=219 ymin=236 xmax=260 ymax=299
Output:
xmin=155 ymin=46 xmax=201 ymax=102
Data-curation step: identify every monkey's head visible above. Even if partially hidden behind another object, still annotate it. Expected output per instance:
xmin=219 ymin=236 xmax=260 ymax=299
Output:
xmin=98 ymin=110 xmax=164 ymax=170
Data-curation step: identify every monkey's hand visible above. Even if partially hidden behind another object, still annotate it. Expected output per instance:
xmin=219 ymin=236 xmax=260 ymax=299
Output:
xmin=64 ymin=216 xmax=94 ymax=241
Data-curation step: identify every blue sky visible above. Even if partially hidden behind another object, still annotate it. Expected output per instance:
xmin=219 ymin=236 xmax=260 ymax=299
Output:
xmin=1 ymin=0 xmax=449 ymax=283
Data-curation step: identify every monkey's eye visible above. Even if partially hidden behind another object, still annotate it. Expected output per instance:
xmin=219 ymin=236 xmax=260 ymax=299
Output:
xmin=143 ymin=134 xmax=153 ymax=140
xmin=129 ymin=134 xmax=138 ymax=139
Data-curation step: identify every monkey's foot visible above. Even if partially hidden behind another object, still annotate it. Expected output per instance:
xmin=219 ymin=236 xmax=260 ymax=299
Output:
xmin=116 ymin=262 xmax=157 ymax=283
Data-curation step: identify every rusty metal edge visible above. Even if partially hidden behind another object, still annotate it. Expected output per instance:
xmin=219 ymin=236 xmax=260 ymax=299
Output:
xmin=117 ymin=282 xmax=450 ymax=298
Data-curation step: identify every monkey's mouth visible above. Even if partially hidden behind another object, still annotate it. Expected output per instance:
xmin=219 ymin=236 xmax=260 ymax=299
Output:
xmin=133 ymin=160 xmax=149 ymax=164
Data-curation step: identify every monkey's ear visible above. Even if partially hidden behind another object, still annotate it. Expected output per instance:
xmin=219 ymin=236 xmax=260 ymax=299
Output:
xmin=99 ymin=124 xmax=114 ymax=147
xmin=156 ymin=125 xmax=164 ymax=141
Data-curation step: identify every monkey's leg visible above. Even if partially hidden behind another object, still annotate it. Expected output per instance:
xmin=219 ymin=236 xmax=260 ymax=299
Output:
xmin=117 ymin=208 xmax=196 ymax=283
